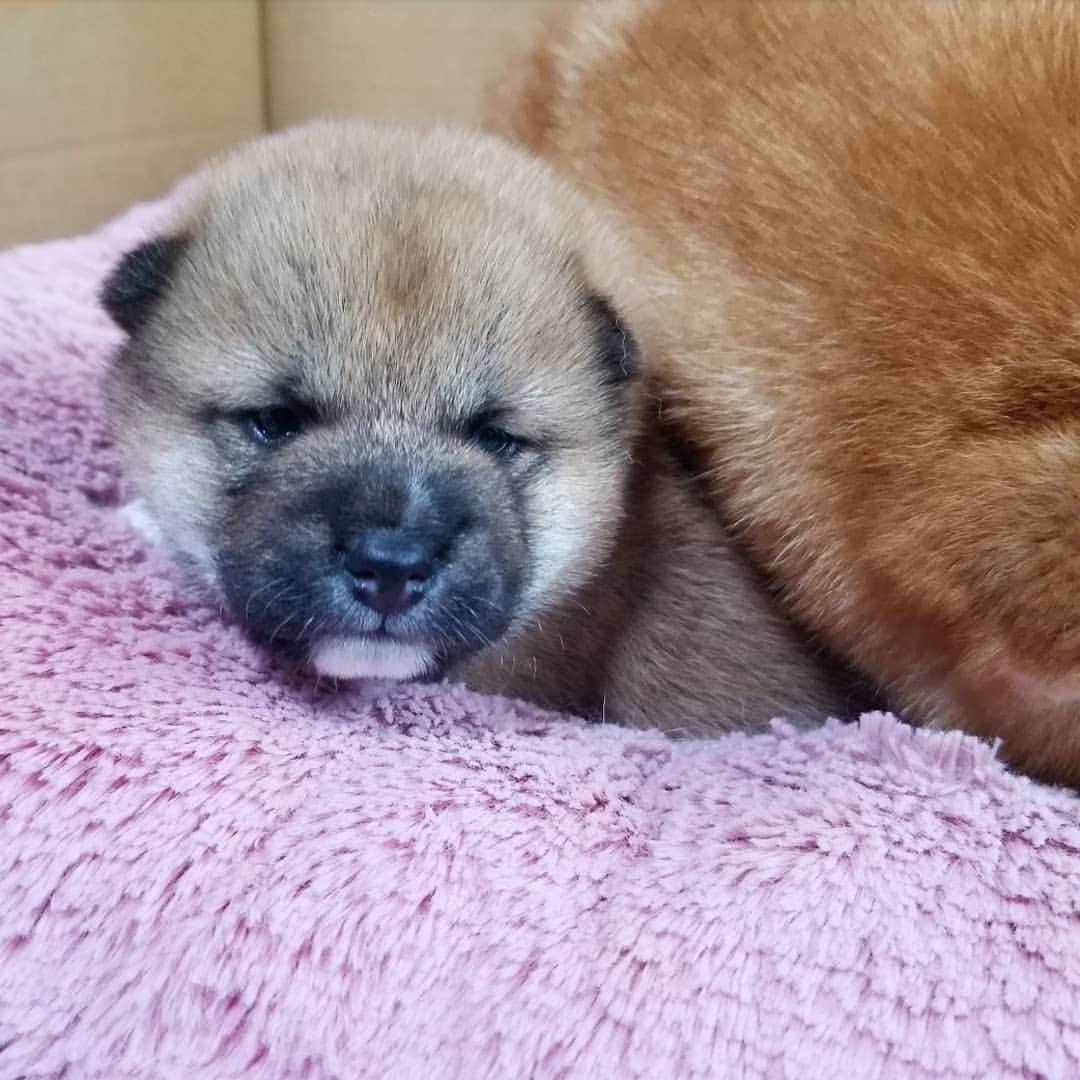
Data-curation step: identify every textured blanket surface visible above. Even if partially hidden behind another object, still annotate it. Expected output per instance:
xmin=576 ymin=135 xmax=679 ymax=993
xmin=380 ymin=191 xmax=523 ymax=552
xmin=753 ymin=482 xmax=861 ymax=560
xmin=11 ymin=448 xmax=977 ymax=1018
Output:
xmin=2 ymin=198 xmax=1080 ymax=1080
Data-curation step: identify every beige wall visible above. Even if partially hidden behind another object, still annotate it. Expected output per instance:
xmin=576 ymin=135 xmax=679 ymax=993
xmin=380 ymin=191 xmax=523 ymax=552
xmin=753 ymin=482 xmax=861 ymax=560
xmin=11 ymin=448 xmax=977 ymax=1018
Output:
xmin=0 ymin=0 xmax=558 ymax=249
xmin=0 ymin=0 xmax=264 ymax=248
xmin=265 ymin=1 xmax=555 ymax=128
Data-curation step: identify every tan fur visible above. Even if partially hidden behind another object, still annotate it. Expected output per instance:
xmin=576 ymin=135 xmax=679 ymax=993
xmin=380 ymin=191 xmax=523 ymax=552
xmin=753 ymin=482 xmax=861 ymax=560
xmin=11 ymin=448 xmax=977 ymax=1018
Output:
xmin=463 ymin=423 xmax=873 ymax=729
xmin=488 ymin=0 xmax=1080 ymax=783
xmin=106 ymin=121 xmax=865 ymax=734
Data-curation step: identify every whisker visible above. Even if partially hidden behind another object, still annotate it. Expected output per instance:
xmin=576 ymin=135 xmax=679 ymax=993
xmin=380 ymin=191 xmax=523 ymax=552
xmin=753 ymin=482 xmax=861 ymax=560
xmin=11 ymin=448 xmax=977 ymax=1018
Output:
xmin=258 ymin=581 xmax=297 ymax=621
xmin=244 ymin=576 xmax=287 ymax=621
xmin=268 ymin=600 xmax=305 ymax=645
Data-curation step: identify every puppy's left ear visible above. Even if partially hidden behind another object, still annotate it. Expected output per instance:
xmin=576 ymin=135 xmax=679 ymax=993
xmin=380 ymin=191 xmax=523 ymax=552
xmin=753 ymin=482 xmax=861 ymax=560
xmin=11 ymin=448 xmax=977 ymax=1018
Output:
xmin=100 ymin=234 xmax=188 ymax=335
xmin=586 ymin=293 xmax=639 ymax=385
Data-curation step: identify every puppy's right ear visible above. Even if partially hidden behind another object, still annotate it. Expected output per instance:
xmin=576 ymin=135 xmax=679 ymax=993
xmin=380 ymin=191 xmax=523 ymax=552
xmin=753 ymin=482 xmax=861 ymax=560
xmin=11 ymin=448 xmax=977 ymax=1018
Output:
xmin=100 ymin=234 xmax=188 ymax=335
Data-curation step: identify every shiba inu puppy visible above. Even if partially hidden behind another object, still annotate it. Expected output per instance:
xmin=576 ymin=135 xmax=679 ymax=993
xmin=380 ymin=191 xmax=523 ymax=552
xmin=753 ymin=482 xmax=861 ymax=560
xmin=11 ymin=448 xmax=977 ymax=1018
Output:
xmin=102 ymin=121 xmax=866 ymax=729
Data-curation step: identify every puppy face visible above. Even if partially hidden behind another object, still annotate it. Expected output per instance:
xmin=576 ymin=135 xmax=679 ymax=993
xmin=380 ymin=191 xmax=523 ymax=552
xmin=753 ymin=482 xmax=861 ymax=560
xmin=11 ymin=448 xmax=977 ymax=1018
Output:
xmin=103 ymin=123 xmax=640 ymax=680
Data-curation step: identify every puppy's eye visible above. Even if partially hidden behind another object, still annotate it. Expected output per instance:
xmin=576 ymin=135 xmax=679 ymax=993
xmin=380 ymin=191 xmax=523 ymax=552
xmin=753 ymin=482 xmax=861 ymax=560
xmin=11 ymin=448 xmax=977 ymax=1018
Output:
xmin=242 ymin=406 xmax=303 ymax=447
xmin=471 ymin=424 xmax=526 ymax=460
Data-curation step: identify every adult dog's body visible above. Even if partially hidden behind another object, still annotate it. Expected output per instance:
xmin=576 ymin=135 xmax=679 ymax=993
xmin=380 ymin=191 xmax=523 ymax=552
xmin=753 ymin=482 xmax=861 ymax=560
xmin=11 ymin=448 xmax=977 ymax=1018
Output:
xmin=491 ymin=0 xmax=1080 ymax=783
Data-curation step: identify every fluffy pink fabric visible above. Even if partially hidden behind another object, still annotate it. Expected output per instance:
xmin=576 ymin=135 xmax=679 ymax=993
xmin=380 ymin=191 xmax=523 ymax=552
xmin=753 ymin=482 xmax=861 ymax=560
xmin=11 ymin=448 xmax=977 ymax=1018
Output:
xmin=2 ymin=196 xmax=1080 ymax=1080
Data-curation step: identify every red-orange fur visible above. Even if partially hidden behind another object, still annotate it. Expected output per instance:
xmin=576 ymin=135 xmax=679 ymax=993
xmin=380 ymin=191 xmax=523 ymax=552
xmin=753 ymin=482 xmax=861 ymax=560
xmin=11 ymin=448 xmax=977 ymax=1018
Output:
xmin=489 ymin=0 xmax=1080 ymax=784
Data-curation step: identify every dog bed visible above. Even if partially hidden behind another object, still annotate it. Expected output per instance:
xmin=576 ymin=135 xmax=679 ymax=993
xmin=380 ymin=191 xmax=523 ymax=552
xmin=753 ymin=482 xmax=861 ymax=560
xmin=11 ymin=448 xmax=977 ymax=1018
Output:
xmin=1 ymin=194 xmax=1079 ymax=1080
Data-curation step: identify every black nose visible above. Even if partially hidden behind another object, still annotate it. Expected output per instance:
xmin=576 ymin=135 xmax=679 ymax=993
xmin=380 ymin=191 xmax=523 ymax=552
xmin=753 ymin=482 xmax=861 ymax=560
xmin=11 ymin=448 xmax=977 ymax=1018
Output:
xmin=340 ymin=528 xmax=441 ymax=617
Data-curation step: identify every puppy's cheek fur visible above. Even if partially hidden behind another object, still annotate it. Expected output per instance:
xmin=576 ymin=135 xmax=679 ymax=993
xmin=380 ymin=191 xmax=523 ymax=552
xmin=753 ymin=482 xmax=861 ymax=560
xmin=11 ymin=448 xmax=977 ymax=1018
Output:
xmin=216 ymin=517 xmax=343 ymax=646
xmin=121 ymin=435 xmax=226 ymax=588
xmin=420 ymin=519 xmax=529 ymax=654
xmin=519 ymin=448 xmax=627 ymax=614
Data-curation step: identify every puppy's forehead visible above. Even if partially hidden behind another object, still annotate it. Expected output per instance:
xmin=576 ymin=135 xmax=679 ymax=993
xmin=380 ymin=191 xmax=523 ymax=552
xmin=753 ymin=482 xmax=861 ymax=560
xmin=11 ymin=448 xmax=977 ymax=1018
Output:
xmin=192 ymin=172 xmax=600 ymax=416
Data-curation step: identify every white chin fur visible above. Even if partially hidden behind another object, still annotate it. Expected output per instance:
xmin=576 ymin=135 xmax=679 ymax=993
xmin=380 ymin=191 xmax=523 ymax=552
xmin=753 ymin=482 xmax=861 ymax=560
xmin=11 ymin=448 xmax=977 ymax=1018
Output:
xmin=311 ymin=638 xmax=435 ymax=681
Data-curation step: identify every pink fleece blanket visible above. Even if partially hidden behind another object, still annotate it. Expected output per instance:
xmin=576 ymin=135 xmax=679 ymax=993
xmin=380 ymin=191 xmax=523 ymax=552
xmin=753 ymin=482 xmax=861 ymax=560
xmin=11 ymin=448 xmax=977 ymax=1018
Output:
xmin=2 ymin=195 xmax=1079 ymax=1080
